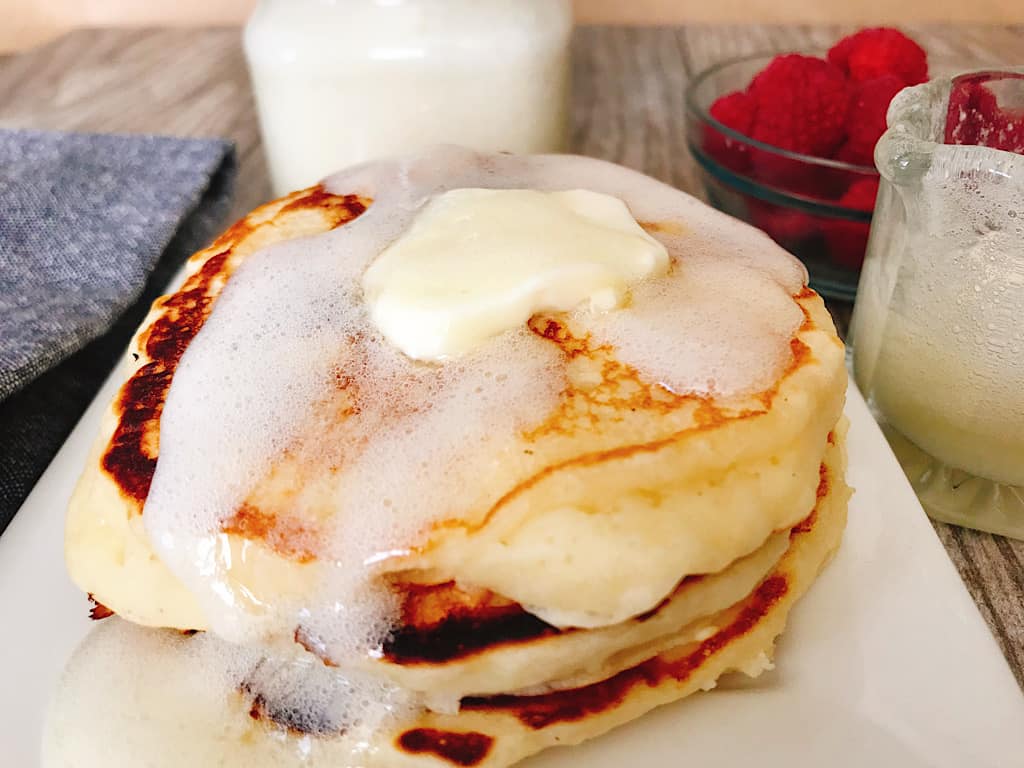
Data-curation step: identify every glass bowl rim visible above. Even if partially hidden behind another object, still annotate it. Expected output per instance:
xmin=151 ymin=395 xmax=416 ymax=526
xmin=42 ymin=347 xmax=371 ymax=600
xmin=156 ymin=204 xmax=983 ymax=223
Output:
xmin=684 ymin=50 xmax=879 ymax=174
xmin=687 ymin=143 xmax=874 ymax=221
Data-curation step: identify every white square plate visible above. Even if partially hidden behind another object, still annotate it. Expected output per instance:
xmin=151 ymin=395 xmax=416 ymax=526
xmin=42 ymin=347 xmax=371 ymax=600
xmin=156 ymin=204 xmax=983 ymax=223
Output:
xmin=1 ymin=380 xmax=1021 ymax=767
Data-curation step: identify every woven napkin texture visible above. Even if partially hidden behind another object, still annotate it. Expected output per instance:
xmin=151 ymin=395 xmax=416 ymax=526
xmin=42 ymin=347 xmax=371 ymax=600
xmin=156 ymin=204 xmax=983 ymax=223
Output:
xmin=0 ymin=129 xmax=236 ymax=532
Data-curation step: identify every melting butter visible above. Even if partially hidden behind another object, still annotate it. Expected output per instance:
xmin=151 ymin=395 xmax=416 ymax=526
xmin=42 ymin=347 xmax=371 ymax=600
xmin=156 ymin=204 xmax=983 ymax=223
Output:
xmin=362 ymin=188 xmax=669 ymax=361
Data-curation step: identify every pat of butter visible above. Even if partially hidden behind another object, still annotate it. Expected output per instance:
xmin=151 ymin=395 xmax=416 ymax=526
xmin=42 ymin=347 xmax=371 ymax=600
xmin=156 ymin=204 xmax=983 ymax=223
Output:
xmin=362 ymin=188 xmax=670 ymax=361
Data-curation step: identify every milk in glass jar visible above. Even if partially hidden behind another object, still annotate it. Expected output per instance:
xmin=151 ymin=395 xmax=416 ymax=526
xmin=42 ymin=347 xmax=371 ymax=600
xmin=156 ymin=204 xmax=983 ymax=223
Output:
xmin=244 ymin=0 xmax=573 ymax=195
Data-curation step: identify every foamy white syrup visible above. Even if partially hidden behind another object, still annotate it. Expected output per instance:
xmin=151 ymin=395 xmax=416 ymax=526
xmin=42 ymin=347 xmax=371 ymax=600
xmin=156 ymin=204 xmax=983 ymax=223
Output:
xmin=43 ymin=619 xmax=416 ymax=768
xmin=143 ymin=146 xmax=806 ymax=664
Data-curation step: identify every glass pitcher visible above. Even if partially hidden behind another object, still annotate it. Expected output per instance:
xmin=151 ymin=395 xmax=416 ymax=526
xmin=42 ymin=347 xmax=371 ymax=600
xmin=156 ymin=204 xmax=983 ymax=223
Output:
xmin=850 ymin=69 xmax=1024 ymax=539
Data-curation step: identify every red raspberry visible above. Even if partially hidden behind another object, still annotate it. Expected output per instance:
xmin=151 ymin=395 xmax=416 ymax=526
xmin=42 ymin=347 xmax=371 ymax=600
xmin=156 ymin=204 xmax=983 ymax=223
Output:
xmin=704 ymin=90 xmax=756 ymax=171
xmin=749 ymin=54 xmax=851 ymax=158
xmin=838 ymin=74 xmax=904 ymax=167
xmin=945 ymin=81 xmax=977 ymax=145
xmin=945 ymin=73 xmax=1024 ymax=154
xmin=839 ymin=178 xmax=880 ymax=210
xmin=748 ymin=199 xmax=820 ymax=249
xmin=997 ymin=113 xmax=1024 ymax=154
xmin=828 ymin=28 xmax=928 ymax=87
xmin=835 ymin=141 xmax=870 ymax=166
xmin=749 ymin=151 xmax=829 ymax=196
xmin=822 ymin=178 xmax=879 ymax=269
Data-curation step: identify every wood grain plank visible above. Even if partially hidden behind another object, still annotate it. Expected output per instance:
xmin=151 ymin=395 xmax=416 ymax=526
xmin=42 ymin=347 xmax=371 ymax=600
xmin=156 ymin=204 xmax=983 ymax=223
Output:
xmin=933 ymin=523 xmax=1024 ymax=689
xmin=570 ymin=28 xmax=701 ymax=195
xmin=0 ymin=24 xmax=1021 ymax=688
xmin=5 ymin=0 xmax=1024 ymax=54
xmin=682 ymin=23 xmax=1024 ymax=73
xmin=575 ymin=0 xmax=1024 ymax=26
xmin=0 ymin=27 xmax=269 ymax=218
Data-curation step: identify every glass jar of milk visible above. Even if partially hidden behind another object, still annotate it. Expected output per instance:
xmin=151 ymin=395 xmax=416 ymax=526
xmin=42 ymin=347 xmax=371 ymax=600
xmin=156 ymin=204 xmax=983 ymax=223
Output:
xmin=243 ymin=0 xmax=573 ymax=196
xmin=850 ymin=70 xmax=1024 ymax=539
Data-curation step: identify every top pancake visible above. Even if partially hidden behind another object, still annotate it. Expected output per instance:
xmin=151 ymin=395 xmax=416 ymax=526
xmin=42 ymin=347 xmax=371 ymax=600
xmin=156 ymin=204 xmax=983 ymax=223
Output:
xmin=65 ymin=149 xmax=847 ymax=650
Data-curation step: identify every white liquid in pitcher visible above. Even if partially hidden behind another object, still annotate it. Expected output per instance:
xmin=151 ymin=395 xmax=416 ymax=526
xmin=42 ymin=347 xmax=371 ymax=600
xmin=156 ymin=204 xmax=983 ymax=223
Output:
xmin=852 ymin=178 xmax=1024 ymax=487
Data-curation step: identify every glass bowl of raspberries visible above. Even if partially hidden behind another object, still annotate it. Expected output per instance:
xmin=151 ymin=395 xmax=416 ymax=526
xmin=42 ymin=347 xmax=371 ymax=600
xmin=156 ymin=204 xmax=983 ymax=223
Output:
xmin=685 ymin=28 xmax=930 ymax=300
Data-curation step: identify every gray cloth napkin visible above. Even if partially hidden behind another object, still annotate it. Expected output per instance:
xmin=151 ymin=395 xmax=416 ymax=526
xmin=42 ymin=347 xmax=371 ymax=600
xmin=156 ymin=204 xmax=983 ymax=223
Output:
xmin=0 ymin=128 xmax=236 ymax=531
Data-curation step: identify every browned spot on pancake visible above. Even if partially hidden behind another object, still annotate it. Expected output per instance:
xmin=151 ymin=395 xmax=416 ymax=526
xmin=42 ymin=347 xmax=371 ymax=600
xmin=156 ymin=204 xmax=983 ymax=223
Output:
xmin=294 ymin=626 xmax=337 ymax=666
xmin=87 ymin=594 xmax=114 ymax=620
xmin=383 ymin=581 xmax=562 ymax=664
xmin=788 ymin=336 xmax=812 ymax=373
xmin=248 ymin=695 xmax=267 ymax=722
xmin=794 ymin=288 xmax=816 ymax=332
xmin=221 ymin=503 xmax=321 ymax=563
xmin=521 ymin=315 xmax=702 ymax=442
xmin=100 ymin=188 xmax=369 ymax=508
xmin=790 ymin=462 xmax=828 ymax=536
xmin=526 ymin=316 xmax=590 ymax=359
xmin=247 ymin=693 xmax=337 ymax=737
xmin=208 ymin=216 xmax=256 ymax=253
xmin=755 ymin=337 xmax=812 ymax=410
xmin=397 ymin=728 xmax=495 ymax=767
xmin=243 ymin=665 xmax=339 ymax=736
xmin=790 ymin=511 xmax=817 ymax=536
xmin=101 ymin=250 xmax=228 ymax=504
xmin=398 ymin=581 xmax=520 ymax=626
xmin=639 ymin=220 xmax=686 ymax=236
xmin=462 ymin=574 xmax=790 ymax=729
xmin=280 ymin=186 xmax=368 ymax=220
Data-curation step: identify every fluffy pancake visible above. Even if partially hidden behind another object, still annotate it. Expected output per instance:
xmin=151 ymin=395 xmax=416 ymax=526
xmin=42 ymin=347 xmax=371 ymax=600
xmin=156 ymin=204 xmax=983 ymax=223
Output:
xmin=45 ymin=426 xmax=848 ymax=768
xmin=65 ymin=150 xmax=847 ymax=660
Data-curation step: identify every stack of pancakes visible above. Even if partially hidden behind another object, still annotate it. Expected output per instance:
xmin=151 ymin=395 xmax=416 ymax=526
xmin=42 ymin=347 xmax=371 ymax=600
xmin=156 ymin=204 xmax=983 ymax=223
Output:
xmin=49 ymin=152 xmax=849 ymax=768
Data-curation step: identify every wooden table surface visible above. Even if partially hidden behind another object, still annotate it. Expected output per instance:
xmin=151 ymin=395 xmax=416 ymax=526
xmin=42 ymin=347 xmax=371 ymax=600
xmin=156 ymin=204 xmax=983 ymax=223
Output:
xmin=0 ymin=25 xmax=1021 ymax=690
